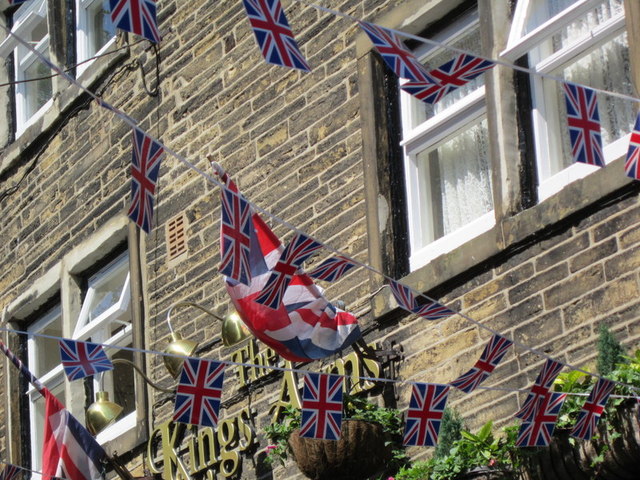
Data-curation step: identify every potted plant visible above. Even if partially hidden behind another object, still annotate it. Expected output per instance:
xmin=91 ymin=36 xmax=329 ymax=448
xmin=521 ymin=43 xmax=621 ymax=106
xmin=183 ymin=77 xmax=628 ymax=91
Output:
xmin=264 ymin=393 xmax=406 ymax=480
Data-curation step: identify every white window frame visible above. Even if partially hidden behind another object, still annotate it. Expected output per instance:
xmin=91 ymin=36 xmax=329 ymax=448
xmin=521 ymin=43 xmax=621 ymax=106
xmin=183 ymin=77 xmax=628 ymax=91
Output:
xmin=26 ymin=305 xmax=65 ymax=479
xmin=399 ymin=11 xmax=495 ymax=271
xmin=73 ymin=253 xmax=137 ymax=444
xmin=75 ymin=0 xmax=117 ymax=77
xmin=0 ymin=0 xmax=53 ymax=136
xmin=502 ymin=0 xmax=631 ymax=201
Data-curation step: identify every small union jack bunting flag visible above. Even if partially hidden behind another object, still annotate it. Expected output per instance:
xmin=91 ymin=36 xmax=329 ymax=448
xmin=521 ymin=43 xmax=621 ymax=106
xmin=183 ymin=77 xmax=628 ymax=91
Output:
xmin=242 ymin=0 xmax=310 ymax=72
xmin=256 ymin=233 xmax=323 ymax=309
xmin=128 ymin=127 xmax=164 ymax=233
xmin=570 ymin=378 xmax=615 ymax=440
xmin=401 ymin=54 xmax=495 ymax=105
xmin=358 ymin=21 xmax=432 ymax=82
xmin=59 ymin=339 xmax=113 ymax=381
xmin=109 ymin=0 xmax=161 ymax=43
xmin=515 ymin=359 xmax=564 ymax=421
xmin=220 ymin=186 xmax=253 ymax=286
xmin=403 ymin=383 xmax=450 ymax=447
xmin=625 ymin=112 xmax=640 ymax=180
xmin=563 ymin=83 xmax=604 ymax=167
xmin=450 ymin=334 xmax=513 ymax=393
xmin=307 ymin=255 xmax=356 ymax=282
xmin=516 ymin=392 xmax=566 ymax=447
xmin=174 ymin=358 xmax=226 ymax=428
xmin=0 ymin=464 xmax=22 ymax=480
xmin=389 ymin=280 xmax=455 ymax=321
xmin=300 ymin=373 xmax=343 ymax=440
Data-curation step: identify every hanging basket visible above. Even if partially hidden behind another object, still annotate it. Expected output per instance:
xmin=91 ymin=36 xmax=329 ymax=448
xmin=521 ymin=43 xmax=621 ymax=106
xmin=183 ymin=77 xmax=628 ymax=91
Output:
xmin=521 ymin=400 xmax=640 ymax=480
xmin=287 ymin=419 xmax=391 ymax=480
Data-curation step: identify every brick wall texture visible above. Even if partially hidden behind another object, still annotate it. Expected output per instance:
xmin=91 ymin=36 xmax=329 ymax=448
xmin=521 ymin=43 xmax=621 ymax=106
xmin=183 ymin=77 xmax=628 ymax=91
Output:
xmin=1 ymin=0 xmax=640 ymax=479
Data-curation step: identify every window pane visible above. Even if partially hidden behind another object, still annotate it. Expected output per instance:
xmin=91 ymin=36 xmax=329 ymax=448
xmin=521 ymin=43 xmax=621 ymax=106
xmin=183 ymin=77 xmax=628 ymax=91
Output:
xmin=86 ymin=258 xmax=128 ymax=321
xmin=24 ymin=57 xmax=52 ymax=118
xmin=525 ymin=0 xmax=623 ymax=37
xmin=417 ymin=118 xmax=492 ymax=241
xmin=112 ymin=347 xmax=136 ymax=416
xmin=409 ymin=26 xmax=483 ymax=128
xmin=90 ymin=1 xmax=116 ymax=56
xmin=31 ymin=310 xmax=62 ymax=378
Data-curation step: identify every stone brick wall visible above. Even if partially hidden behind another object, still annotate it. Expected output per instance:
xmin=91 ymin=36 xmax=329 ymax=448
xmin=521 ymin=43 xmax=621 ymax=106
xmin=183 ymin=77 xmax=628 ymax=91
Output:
xmin=1 ymin=0 xmax=640 ymax=479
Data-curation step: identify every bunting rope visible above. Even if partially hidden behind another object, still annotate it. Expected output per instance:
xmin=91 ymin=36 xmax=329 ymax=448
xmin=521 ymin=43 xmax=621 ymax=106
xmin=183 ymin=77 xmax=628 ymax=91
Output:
xmin=1 ymin=326 xmax=638 ymax=402
xmin=1 ymin=2 xmax=639 ymax=409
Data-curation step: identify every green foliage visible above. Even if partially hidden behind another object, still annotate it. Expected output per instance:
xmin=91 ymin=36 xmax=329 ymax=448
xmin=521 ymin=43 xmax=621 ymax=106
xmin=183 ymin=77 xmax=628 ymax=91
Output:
xmin=608 ymin=349 xmax=640 ymax=406
xmin=262 ymin=393 xmax=405 ymax=468
xmin=395 ymin=421 xmax=518 ymax=480
xmin=434 ymin=408 xmax=464 ymax=459
xmin=553 ymin=369 xmax=593 ymax=428
xmin=597 ymin=325 xmax=624 ymax=376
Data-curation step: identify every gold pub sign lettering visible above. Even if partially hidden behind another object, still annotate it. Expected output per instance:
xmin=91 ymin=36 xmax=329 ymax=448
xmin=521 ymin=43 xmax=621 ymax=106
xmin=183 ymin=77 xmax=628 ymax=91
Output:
xmin=147 ymin=339 xmax=381 ymax=479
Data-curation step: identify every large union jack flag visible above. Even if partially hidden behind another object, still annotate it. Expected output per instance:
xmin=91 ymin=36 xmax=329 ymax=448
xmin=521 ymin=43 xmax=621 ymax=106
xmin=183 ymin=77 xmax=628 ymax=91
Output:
xmin=403 ymin=383 xmax=450 ymax=447
xmin=109 ymin=0 xmax=161 ymax=43
xmin=401 ymin=54 xmax=495 ymax=105
xmin=300 ymin=373 xmax=343 ymax=440
xmin=625 ymin=112 xmax=640 ymax=180
xmin=308 ymin=255 xmax=356 ymax=282
xmin=515 ymin=359 xmax=564 ymax=421
xmin=389 ymin=280 xmax=455 ymax=321
xmin=59 ymin=339 xmax=113 ymax=381
xmin=358 ymin=21 xmax=432 ymax=82
xmin=450 ymin=334 xmax=513 ymax=393
xmin=570 ymin=378 xmax=615 ymax=440
xmin=173 ymin=358 xmax=226 ymax=428
xmin=128 ymin=127 xmax=164 ymax=233
xmin=0 ymin=464 xmax=22 ymax=480
xmin=242 ymin=0 xmax=310 ymax=72
xmin=220 ymin=186 xmax=253 ymax=286
xmin=516 ymin=392 xmax=566 ymax=447
xmin=256 ymin=233 xmax=323 ymax=309
xmin=563 ymin=83 xmax=604 ymax=167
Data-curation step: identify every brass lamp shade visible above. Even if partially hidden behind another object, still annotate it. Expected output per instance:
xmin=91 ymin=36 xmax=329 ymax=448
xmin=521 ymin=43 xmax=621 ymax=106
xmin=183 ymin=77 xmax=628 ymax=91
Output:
xmin=86 ymin=391 xmax=123 ymax=435
xmin=221 ymin=311 xmax=251 ymax=347
xmin=164 ymin=332 xmax=198 ymax=378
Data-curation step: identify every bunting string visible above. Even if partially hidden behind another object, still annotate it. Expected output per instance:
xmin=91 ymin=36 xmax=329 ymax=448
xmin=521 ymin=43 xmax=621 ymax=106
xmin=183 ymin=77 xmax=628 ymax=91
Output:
xmin=1 ymin=2 xmax=639 ymax=420
xmin=1 ymin=326 xmax=638 ymax=402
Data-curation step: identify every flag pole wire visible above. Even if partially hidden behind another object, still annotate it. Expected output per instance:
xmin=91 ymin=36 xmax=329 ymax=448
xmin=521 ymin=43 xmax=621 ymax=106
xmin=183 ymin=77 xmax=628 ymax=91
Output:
xmin=1 ymin=326 xmax=638 ymax=402
xmin=293 ymin=0 xmax=640 ymax=104
xmin=0 ymin=10 xmax=638 ymax=403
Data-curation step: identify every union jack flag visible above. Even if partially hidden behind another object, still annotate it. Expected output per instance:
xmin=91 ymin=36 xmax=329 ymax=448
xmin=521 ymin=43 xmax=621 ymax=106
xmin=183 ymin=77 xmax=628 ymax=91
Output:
xmin=242 ymin=0 xmax=310 ymax=72
xmin=300 ymin=373 xmax=343 ymax=440
xmin=0 ymin=464 xmax=22 ymax=480
xmin=563 ymin=83 xmax=604 ymax=167
xmin=516 ymin=392 xmax=566 ymax=447
xmin=109 ymin=0 xmax=161 ymax=43
xmin=401 ymin=54 xmax=495 ymax=104
xmin=515 ymin=359 xmax=564 ymax=421
xmin=59 ymin=339 xmax=113 ymax=381
xmin=308 ymin=256 xmax=356 ymax=282
xmin=570 ymin=378 xmax=615 ymax=440
xmin=220 ymin=186 xmax=253 ymax=286
xmin=403 ymin=383 xmax=450 ymax=447
xmin=173 ymin=358 xmax=226 ymax=428
xmin=389 ymin=280 xmax=454 ymax=321
xmin=450 ymin=334 xmax=513 ymax=393
xmin=358 ymin=21 xmax=432 ymax=82
xmin=127 ymin=127 xmax=164 ymax=233
xmin=256 ymin=233 xmax=323 ymax=309
xmin=625 ymin=112 xmax=640 ymax=180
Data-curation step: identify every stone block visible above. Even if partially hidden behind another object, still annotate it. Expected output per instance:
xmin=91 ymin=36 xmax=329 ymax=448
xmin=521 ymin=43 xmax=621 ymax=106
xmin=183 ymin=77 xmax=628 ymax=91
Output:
xmin=544 ymin=264 xmax=604 ymax=309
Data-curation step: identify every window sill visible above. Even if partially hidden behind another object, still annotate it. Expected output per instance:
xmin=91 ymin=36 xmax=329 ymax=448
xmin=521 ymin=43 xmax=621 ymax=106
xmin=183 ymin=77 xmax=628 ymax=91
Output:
xmin=372 ymin=153 xmax=634 ymax=318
